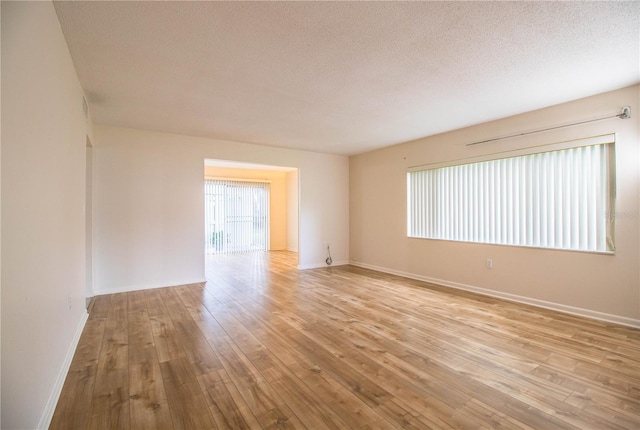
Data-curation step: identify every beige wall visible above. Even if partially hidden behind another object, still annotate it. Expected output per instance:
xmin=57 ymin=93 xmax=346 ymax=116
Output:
xmin=350 ymin=85 xmax=640 ymax=325
xmin=93 ymin=124 xmax=348 ymax=295
xmin=1 ymin=2 xmax=91 ymax=428
xmin=204 ymin=166 xmax=291 ymax=250
xmin=286 ymin=170 xmax=299 ymax=252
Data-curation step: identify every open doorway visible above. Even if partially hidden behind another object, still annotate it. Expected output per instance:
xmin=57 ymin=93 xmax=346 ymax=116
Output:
xmin=204 ymin=160 xmax=299 ymax=263
xmin=85 ymin=136 xmax=94 ymax=307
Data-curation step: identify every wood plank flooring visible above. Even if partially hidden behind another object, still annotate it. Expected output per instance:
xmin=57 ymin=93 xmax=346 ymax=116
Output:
xmin=50 ymin=251 xmax=640 ymax=429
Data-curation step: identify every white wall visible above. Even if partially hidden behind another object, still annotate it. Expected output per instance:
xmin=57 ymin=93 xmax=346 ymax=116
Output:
xmin=287 ymin=170 xmax=299 ymax=252
xmin=93 ymin=125 xmax=348 ymax=294
xmin=1 ymin=2 xmax=90 ymax=428
xmin=350 ymin=85 xmax=640 ymax=326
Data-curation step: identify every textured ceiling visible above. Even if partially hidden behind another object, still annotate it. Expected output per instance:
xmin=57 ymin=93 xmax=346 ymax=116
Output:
xmin=54 ymin=1 xmax=639 ymax=156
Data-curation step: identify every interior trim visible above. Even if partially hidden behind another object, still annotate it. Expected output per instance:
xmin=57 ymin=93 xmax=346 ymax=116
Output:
xmin=349 ymin=260 xmax=640 ymax=329
xmin=38 ymin=310 xmax=89 ymax=430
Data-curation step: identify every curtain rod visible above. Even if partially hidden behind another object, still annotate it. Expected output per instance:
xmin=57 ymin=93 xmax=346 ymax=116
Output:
xmin=466 ymin=106 xmax=631 ymax=147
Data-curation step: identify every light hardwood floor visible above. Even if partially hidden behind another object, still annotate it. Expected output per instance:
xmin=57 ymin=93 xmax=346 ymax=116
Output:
xmin=50 ymin=251 xmax=640 ymax=429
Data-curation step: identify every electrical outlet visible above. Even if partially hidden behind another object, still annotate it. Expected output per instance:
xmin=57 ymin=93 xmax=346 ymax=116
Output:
xmin=68 ymin=293 xmax=72 ymax=309
xmin=486 ymin=258 xmax=493 ymax=269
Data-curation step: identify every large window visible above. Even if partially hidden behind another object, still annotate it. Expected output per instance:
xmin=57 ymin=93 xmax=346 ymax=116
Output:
xmin=205 ymin=180 xmax=270 ymax=254
xmin=407 ymin=135 xmax=615 ymax=253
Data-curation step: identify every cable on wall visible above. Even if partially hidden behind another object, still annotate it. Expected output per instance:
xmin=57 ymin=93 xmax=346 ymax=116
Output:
xmin=466 ymin=106 xmax=631 ymax=147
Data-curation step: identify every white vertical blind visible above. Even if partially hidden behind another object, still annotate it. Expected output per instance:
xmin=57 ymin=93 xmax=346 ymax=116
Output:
xmin=205 ymin=180 xmax=270 ymax=254
xmin=407 ymin=142 xmax=615 ymax=253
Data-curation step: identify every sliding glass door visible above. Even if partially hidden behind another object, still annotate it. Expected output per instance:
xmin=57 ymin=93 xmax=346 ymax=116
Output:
xmin=205 ymin=180 xmax=270 ymax=254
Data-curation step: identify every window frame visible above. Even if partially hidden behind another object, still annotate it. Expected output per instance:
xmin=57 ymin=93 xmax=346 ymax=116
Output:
xmin=407 ymin=134 xmax=616 ymax=254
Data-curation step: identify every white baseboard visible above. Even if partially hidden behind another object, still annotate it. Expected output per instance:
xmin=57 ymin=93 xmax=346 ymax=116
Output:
xmin=37 ymin=310 xmax=89 ymax=430
xmin=349 ymin=261 xmax=640 ymax=329
xmin=94 ymin=278 xmax=207 ymax=296
xmin=298 ymin=260 xmax=349 ymax=270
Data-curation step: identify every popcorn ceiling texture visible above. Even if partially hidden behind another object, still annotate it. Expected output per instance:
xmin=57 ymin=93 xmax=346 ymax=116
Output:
xmin=54 ymin=1 xmax=639 ymax=155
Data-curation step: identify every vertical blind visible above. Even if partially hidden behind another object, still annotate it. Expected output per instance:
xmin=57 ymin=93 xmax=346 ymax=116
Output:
xmin=407 ymin=142 xmax=615 ymax=253
xmin=205 ymin=180 xmax=270 ymax=254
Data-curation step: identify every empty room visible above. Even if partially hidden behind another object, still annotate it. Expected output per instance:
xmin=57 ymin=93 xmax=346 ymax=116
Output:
xmin=2 ymin=1 xmax=639 ymax=429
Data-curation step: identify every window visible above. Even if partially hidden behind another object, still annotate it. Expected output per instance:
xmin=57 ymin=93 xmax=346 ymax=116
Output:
xmin=407 ymin=135 xmax=615 ymax=253
xmin=205 ymin=180 xmax=270 ymax=254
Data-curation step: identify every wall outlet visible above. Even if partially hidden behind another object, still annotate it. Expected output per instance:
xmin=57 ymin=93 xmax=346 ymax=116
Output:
xmin=68 ymin=293 xmax=72 ymax=309
xmin=486 ymin=258 xmax=493 ymax=269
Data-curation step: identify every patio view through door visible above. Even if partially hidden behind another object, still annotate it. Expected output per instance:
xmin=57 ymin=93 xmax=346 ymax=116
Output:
xmin=205 ymin=179 xmax=270 ymax=254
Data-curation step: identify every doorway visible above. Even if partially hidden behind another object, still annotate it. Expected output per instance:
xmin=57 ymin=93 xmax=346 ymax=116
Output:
xmin=85 ymin=137 xmax=94 ymax=305
xmin=203 ymin=160 xmax=299 ymax=261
